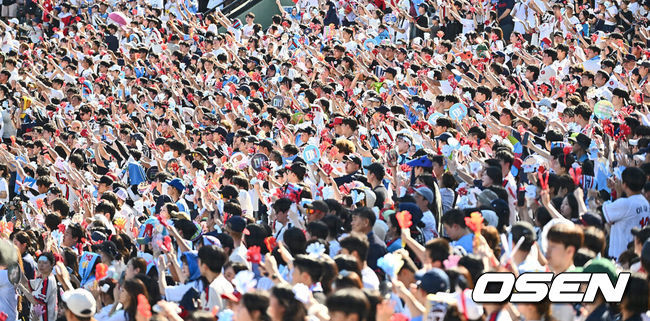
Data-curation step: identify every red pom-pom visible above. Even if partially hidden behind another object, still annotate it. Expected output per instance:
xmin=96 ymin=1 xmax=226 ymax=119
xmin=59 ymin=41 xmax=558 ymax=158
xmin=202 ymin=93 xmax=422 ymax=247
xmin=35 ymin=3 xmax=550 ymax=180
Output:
xmin=246 ymin=246 xmax=262 ymax=264
xmin=264 ymin=236 xmax=277 ymax=252
xmin=95 ymin=263 xmax=108 ymax=280
xmin=396 ymin=211 xmax=412 ymax=229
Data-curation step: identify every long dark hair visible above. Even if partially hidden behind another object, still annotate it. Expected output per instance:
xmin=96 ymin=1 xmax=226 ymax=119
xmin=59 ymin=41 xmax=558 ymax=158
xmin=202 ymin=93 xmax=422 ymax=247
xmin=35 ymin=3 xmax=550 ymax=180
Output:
xmin=241 ymin=291 xmax=271 ymax=321
xmin=270 ymin=284 xmax=307 ymax=321
xmin=62 ymin=248 xmax=80 ymax=286
xmin=12 ymin=231 xmax=35 ymax=256
xmin=123 ymin=278 xmax=149 ymax=321
xmin=564 ymin=194 xmax=580 ymax=219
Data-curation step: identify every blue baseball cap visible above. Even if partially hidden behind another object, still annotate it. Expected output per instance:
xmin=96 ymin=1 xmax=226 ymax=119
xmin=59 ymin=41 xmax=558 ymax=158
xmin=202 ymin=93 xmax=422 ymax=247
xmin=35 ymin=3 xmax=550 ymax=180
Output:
xmin=167 ymin=178 xmax=185 ymax=192
xmin=414 ymin=186 xmax=434 ymax=204
xmin=407 ymin=156 xmax=433 ymax=168
xmin=435 ymin=132 xmax=453 ymax=142
xmin=226 ymin=216 xmax=247 ymax=233
xmin=416 ymin=268 xmax=450 ymax=294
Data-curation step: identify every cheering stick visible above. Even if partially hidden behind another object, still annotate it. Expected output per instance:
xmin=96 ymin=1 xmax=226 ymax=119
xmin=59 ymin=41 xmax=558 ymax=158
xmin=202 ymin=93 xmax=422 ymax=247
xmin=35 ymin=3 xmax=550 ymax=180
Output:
xmin=465 ymin=212 xmax=484 ymax=252
xmin=538 ymin=167 xmax=549 ymax=190
xmin=396 ymin=211 xmax=412 ymax=247
xmin=501 ymin=236 xmax=525 ymax=267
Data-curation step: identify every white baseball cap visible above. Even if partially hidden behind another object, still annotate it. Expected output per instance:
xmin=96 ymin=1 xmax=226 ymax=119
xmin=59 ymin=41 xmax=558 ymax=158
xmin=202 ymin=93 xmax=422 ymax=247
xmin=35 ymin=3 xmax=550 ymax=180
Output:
xmin=8 ymin=18 xmax=18 ymax=25
xmin=62 ymin=289 xmax=96 ymax=317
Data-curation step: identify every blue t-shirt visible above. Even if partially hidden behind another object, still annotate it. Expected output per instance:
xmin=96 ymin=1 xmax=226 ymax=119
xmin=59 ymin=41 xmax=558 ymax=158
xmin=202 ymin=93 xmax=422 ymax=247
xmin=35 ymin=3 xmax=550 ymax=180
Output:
xmin=454 ymin=233 xmax=474 ymax=254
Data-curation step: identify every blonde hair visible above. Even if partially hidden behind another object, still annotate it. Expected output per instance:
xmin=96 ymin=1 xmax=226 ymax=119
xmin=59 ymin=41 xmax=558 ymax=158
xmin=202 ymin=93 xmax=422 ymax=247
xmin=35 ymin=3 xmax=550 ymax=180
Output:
xmin=335 ymin=139 xmax=356 ymax=154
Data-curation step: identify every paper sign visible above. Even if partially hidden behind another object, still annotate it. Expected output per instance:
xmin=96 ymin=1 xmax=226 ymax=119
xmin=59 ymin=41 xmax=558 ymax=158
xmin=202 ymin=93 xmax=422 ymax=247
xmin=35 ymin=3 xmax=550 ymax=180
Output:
xmin=448 ymin=103 xmax=468 ymax=121
xmin=594 ymin=100 xmax=614 ymax=120
xmin=428 ymin=112 xmax=445 ymax=125
xmin=250 ymin=153 xmax=269 ymax=172
xmin=302 ymin=145 xmax=321 ymax=164
xmin=525 ymin=185 xmax=537 ymax=198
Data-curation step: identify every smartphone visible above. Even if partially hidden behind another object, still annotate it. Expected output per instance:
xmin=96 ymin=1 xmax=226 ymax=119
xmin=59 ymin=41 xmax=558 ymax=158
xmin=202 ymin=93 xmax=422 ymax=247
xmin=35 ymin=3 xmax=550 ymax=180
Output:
xmin=522 ymin=132 xmax=530 ymax=146
xmin=517 ymin=186 xmax=526 ymax=207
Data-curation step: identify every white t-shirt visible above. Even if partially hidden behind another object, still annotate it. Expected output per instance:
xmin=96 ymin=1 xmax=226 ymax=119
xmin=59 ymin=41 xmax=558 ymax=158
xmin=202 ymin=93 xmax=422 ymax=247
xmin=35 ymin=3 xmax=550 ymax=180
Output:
xmin=229 ymin=245 xmax=248 ymax=265
xmin=421 ymin=210 xmax=438 ymax=242
xmin=104 ymin=310 xmax=127 ymax=321
xmin=94 ymin=303 xmax=115 ymax=321
xmin=242 ymin=24 xmax=255 ymax=38
xmin=200 ymin=274 xmax=234 ymax=312
xmin=460 ymin=18 xmax=476 ymax=34
xmin=582 ymin=56 xmax=602 ymax=73
xmin=603 ymin=194 xmax=650 ymax=259
xmin=629 ymin=1 xmax=640 ymax=14
xmin=392 ymin=18 xmax=410 ymax=43
xmin=343 ymin=40 xmax=358 ymax=53
xmin=604 ymin=5 xmax=618 ymax=25
xmin=165 ymin=279 xmax=202 ymax=302
xmin=361 ymin=266 xmax=379 ymax=290
xmin=513 ymin=2 xmax=532 ymax=34
xmin=0 ymin=270 xmax=17 ymax=321
xmin=238 ymin=190 xmax=253 ymax=217
xmin=0 ymin=178 xmax=8 ymax=204
xmin=537 ymin=64 xmax=557 ymax=84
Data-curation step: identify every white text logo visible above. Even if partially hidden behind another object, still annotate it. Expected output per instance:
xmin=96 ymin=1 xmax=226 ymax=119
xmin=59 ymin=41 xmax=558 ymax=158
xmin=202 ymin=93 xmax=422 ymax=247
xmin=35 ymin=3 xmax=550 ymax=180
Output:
xmin=471 ymin=272 xmax=630 ymax=303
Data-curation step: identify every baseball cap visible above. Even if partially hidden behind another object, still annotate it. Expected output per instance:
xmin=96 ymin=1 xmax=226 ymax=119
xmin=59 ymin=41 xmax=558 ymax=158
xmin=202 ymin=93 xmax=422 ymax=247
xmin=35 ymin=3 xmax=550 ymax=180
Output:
xmin=480 ymin=209 xmax=498 ymax=227
xmin=414 ymin=186 xmax=434 ymax=204
xmin=435 ymin=132 xmax=453 ymax=142
xmin=226 ymin=216 xmax=247 ymax=233
xmin=329 ymin=117 xmax=344 ymax=127
xmin=579 ymin=258 xmax=618 ymax=283
xmin=288 ymin=162 xmax=307 ymax=177
xmin=477 ymin=190 xmax=499 ymax=206
xmin=305 ymin=200 xmax=329 ymax=214
xmin=343 ymin=154 xmax=362 ymax=167
xmin=397 ymin=202 xmax=423 ymax=226
xmin=98 ymin=241 xmax=118 ymax=260
xmin=97 ymin=175 xmax=114 ymax=186
xmin=416 ymin=268 xmax=450 ymax=294
xmin=571 ymin=212 xmax=603 ymax=228
xmin=407 ymin=156 xmax=433 ymax=168
xmin=62 ymin=289 xmax=97 ymax=318
xmin=381 ymin=209 xmax=396 ymax=222
xmin=569 ymin=133 xmax=591 ymax=150
xmin=364 ymin=162 xmax=386 ymax=178
xmin=297 ymin=126 xmax=315 ymax=135
xmin=633 ymin=226 xmax=650 ymax=244
xmin=167 ymin=178 xmax=185 ymax=192
xmin=642 ymin=240 xmax=650 ymax=263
